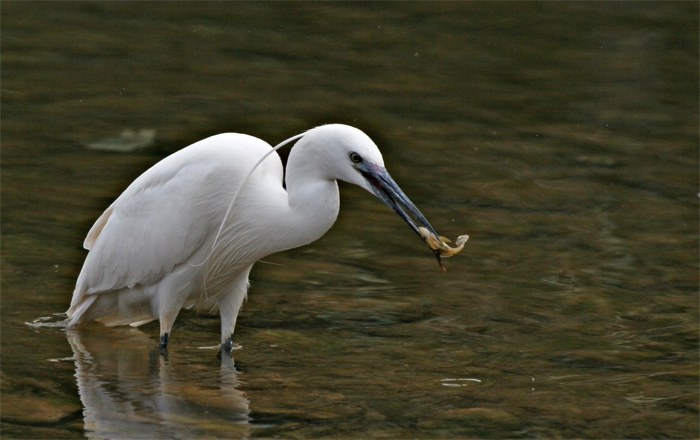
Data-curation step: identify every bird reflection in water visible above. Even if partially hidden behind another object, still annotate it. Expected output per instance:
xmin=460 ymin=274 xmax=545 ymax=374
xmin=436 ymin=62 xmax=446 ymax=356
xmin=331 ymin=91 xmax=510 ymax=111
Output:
xmin=65 ymin=326 xmax=250 ymax=439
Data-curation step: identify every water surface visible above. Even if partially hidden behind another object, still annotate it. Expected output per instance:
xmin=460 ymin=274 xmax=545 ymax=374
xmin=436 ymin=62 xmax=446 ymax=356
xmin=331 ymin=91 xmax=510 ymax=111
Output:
xmin=2 ymin=2 xmax=698 ymax=438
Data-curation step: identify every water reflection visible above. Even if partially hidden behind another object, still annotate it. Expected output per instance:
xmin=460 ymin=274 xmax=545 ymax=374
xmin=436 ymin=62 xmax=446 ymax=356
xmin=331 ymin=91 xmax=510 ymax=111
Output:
xmin=2 ymin=2 xmax=696 ymax=438
xmin=66 ymin=327 xmax=249 ymax=439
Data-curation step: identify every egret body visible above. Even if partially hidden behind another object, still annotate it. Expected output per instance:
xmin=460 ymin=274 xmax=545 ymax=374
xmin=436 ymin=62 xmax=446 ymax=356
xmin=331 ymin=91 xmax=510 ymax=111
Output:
xmin=67 ymin=124 xmax=439 ymax=352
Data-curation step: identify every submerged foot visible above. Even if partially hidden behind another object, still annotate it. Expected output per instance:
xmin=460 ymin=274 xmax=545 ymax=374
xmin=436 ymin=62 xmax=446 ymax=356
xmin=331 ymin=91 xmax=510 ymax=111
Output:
xmin=158 ymin=333 xmax=169 ymax=352
xmin=219 ymin=335 xmax=234 ymax=356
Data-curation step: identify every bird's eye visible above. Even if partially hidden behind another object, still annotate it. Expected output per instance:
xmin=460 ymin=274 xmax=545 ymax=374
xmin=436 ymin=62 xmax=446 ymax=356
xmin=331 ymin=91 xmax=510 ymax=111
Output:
xmin=349 ymin=152 xmax=363 ymax=163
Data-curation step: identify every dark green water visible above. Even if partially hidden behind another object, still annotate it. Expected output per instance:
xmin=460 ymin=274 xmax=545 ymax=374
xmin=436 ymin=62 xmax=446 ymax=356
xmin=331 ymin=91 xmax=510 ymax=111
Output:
xmin=2 ymin=2 xmax=698 ymax=438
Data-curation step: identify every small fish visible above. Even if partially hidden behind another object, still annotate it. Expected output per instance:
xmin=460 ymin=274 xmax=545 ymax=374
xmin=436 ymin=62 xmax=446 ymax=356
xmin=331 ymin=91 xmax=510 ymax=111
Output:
xmin=418 ymin=227 xmax=469 ymax=272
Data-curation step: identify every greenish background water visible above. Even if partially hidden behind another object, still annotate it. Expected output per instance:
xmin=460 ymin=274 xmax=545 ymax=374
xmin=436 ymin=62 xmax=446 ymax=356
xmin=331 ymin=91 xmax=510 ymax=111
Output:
xmin=2 ymin=2 xmax=698 ymax=438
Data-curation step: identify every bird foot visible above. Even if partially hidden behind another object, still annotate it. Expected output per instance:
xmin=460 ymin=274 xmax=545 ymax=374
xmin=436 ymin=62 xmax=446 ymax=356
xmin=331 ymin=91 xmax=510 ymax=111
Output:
xmin=217 ymin=335 xmax=242 ymax=358
xmin=221 ymin=335 xmax=234 ymax=354
xmin=158 ymin=333 xmax=169 ymax=353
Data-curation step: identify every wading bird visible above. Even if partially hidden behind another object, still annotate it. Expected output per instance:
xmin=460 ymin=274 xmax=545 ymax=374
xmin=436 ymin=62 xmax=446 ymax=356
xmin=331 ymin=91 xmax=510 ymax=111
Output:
xmin=66 ymin=124 xmax=444 ymax=353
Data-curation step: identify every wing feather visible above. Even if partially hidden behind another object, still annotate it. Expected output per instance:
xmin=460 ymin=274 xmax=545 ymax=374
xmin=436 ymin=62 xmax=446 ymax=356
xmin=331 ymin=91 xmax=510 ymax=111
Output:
xmin=69 ymin=134 xmax=281 ymax=315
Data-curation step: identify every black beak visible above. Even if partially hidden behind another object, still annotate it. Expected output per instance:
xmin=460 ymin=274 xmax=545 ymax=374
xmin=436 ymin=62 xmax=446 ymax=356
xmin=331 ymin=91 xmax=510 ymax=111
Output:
xmin=358 ymin=162 xmax=443 ymax=262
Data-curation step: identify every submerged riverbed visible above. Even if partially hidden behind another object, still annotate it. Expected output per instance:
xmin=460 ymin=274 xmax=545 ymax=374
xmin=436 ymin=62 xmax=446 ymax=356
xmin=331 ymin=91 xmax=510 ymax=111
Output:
xmin=2 ymin=2 xmax=698 ymax=438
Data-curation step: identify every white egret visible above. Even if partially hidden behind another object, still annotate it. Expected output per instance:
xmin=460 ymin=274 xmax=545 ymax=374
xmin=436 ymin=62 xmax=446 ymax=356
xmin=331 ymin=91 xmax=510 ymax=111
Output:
xmin=66 ymin=124 xmax=443 ymax=352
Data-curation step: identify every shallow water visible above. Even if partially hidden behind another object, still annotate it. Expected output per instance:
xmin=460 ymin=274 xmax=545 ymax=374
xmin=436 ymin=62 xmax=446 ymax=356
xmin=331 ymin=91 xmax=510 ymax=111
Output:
xmin=2 ymin=2 xmax=698 ymax=438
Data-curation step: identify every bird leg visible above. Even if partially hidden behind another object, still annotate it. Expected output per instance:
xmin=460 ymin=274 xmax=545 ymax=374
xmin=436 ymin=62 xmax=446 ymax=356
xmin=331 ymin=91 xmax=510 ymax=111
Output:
xmin=155 ymin=284 xmax=188 ymax=352
xmin=221 ymin=335 xmax=235 ymax=355
xmin=218 ymin=269 xmax=251 ymax=356
xmin=159 ymin=333 xmax=169 ymax=351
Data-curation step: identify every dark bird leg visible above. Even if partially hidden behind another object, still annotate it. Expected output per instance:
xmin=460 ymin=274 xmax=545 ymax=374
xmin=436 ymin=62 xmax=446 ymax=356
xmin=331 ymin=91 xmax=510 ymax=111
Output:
xmin=159 ymin=333 xmax=169 ymax=351
xmin=221 ymin=335 xmax=234 ymax=355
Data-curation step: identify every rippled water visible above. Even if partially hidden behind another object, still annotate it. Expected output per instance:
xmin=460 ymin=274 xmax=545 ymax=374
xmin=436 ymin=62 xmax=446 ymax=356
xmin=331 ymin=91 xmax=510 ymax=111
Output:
xmin=2 ymin=2 xmax=698 ymax=438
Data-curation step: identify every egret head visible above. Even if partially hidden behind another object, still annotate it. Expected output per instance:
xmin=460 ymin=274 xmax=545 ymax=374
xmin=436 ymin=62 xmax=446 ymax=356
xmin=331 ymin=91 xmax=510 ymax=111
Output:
xmin=293 ymin=124 xmax=440 ymax=240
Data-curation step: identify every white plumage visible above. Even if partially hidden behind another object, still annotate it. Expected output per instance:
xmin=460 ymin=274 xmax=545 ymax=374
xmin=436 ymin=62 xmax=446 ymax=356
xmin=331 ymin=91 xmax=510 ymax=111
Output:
xmin=67 ymin=124 xmax=438 ymax=352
